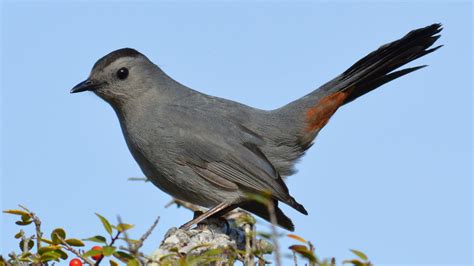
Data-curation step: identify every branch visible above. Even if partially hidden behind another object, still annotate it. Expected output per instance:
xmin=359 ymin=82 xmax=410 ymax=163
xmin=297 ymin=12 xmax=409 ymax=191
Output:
xmin=19 ymin=205 xmax=42 ymax=251
xmin=165 ymin=198 xmax=205 ymax=213
xmin=119 ymin=216 xmax=160 ymax=265
xmin=267 ymin=201 xmax=281 ymax=266
xmin=137 ymin=216 xmax=160 ymax=252
xmin=57 ymin=235 xmax=95 ymax=265
xmin=244 ymin=223 xmax=254 ymax=266
xmin=95 ymin=231 xmax=121 ymax=265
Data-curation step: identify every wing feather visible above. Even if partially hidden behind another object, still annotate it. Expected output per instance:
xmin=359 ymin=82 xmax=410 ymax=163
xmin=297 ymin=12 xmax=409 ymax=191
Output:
xmin=166 ymin=105 xmax=292 ymax=202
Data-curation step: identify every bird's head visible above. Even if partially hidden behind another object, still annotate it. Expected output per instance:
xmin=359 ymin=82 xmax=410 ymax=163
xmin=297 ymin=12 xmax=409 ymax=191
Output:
xmin=71 ymin=48 xmax=157 ymax=106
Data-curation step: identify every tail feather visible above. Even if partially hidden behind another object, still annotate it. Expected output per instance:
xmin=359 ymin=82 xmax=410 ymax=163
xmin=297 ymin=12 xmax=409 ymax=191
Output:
xmin=266 ymin=24 xmax=442 ymax=179
xmin=343 ymin=65 xmax=427 ymax=104
xmin=295 ymin=23 xmax=442 ymax=147
xmin=343 ymin=25 xmax=441 ymax=80
xmin=337 ymin=23 xmax=442 ymax=101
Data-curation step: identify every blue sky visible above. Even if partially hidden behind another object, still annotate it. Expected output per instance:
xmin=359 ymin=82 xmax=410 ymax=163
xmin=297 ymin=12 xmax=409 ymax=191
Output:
xmin=1 ymin=1 xmax=472 ymax=265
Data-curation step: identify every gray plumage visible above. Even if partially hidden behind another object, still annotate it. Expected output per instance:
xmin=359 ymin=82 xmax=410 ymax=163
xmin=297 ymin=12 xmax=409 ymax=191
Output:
xmin=71 ymin=24 xmax=442 ymax=231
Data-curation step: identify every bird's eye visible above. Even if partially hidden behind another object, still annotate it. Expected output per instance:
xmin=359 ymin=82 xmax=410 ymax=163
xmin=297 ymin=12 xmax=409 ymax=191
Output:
xmin=116 ymin=67 xmax=129 ymax=80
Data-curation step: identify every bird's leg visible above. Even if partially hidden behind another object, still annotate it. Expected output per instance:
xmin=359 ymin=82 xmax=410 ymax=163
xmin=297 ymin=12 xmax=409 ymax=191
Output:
xmin=180 ymin=201 xmax=233 ymax=230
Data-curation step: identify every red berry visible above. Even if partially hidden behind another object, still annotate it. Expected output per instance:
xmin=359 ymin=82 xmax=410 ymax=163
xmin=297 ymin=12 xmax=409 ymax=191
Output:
xmin=91 ymin=246 xmax=103 ymax=261
xmin=69 ymin=258 xmax=82 ymax=266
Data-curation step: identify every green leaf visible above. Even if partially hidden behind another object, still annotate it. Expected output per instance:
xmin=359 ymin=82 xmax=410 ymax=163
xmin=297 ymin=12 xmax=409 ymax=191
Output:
xmin=102 ymin=246 xmax=116 ymax=256
xmin=256 ymin=239 xmax=274 ymax=254
xmin=127 ymin=258 xmax=140 ymax=266
xmin=188 ymin=243 xmax=212 ymax=252
xmin=83 ymin=249 xmax=102 ymax=258
xmin=287 ymin=234 xmax=308 ymax=244
xmin=19 ymin=239 xmax=34 ymax=251
xmin=350 ymin=249 xmax=368 ymax=261
xmin=38 ymin=246 xmax=61 ymax=255
xmin=3 ymin=209 xmax=29 ymax=216
xmin=116 ymin=223 xmax=134 ymax=232
xmin=289 ymin=245 xmax=317 ymax=263
xmin=83 ymin=235 xmax=107 ymax=244
xmin=96 ymin=213 xmax=113 ymax=235
xmin=15 ymin=220 xmax=33 ymax=226
xmin=201 ymin=248 xmax=224 ymax=257
xmin=19 ymin=252 xmax=33 ymax=259
xmin=343 ymin=259 xmax=365 ymax=266
xmin=257 ymin=231 xmax=272 ymax=239
xmin=40 ymin=251 xmax=61 ymax=262
xmin=18 ymin=257 xmax=33 ymax=263
xmin=113 ymin=251 xmax=134 ymax=263
xmin=65 ymin=238 xmax=85 ymax=247
xmin=21 ymin=214 xmax=31 ymax=222
xmin=109 ymin=260 xmax=120 ymax=266
xmin=40 ymin=238 xmax=54 ymax=245
xmin=187 ymin=248 xmax=225 ymax=265
xmin=53 ymin=249 xmax=68 ymax=260
xmin=236 ymin=214 xmax=256 ymax=226
xmin=158 ymin=253 xmax=178 ymax=262
xmin=169 ymin=247 xmax=179 ymax=253
xmin=51 ymin=228 xmax=66 ymax=244
xmin=14 ymin=230 xmax=24 ymax=239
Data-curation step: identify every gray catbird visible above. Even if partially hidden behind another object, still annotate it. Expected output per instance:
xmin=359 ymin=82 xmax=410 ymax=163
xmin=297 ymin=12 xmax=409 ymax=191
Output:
xmin=71 ymin=24 xmax=442 ymax=231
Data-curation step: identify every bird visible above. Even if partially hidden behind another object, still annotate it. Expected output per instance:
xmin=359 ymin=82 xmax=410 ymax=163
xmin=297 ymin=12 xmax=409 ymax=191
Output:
xmin=71 ymin=24 xmax=442 ymax=231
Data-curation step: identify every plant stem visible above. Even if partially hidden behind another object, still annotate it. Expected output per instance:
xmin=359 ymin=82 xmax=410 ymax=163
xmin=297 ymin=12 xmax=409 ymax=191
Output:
xmin=57 ymin=235 xmax=96 ymax=265
xmin=95 ymin=231 xmax=121 ymax=265
xmin=19 ymin=205 xmax=42 ymax=251
xmin=267 ymin=201 xmax=281 ymax=266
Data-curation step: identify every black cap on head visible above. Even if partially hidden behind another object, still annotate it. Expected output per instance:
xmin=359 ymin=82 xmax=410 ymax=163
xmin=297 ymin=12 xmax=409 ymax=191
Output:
xmin=92 ymin=48 xmax=143 ymax=71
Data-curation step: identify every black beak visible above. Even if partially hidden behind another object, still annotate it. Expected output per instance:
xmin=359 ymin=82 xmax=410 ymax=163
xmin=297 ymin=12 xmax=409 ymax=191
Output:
xmin=70 ymin=79 xmax=100 ymax=94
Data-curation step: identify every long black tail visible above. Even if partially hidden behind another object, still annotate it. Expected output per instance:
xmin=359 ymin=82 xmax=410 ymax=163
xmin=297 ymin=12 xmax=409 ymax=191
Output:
xmin=330 ymin=23 xmax=443 ymax=104
xmin=281 ymin=23 xmax=442 ymax=151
